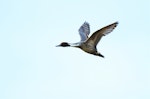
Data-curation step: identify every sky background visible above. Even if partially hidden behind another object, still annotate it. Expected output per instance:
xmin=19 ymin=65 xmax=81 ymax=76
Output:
xmin=0 ymin=0 xmax=150 ymax=99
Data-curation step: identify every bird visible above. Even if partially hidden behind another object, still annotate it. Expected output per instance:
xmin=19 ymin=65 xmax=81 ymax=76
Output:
xmin=56 ymin=21 xmax=118 ymax=58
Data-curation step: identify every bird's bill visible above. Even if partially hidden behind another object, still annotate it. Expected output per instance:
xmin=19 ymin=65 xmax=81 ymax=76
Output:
xmin=56 ymin=45 xmax=61 ymax=47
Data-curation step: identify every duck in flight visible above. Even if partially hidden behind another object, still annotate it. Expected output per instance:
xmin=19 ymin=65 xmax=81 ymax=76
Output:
xmin=56 ymin=21 xmax=118 ymax=58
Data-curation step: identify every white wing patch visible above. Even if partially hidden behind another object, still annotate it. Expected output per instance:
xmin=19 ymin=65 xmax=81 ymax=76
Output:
xmin=78 ymin=22 xmax=90 ymax=41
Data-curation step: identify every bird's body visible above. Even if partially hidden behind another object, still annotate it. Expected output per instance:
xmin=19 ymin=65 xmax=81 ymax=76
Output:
xmin=76 ymin=41 xmax=103 ymax=57
xmin=57 ymin=21 xmax=118 ymax=58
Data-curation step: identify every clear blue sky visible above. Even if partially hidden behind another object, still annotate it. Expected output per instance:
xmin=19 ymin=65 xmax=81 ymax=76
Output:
xmin=0 ymin=0 xmax=150 ymax=99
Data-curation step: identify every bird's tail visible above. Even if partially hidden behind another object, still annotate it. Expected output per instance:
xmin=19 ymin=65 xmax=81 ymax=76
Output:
xmin=94 ymin=52 xmax=104 ymax=58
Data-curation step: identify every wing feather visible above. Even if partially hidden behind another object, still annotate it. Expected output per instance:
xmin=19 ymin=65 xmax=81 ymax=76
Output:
xmin=78 ymin=22 xmax=90 ymax=41
xmin=87 ymin=22 xmax=118 ymax=46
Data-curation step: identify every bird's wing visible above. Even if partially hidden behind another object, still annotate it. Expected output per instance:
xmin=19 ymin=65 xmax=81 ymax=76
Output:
xmin=78 ymin=22 xmax=90 ymax=41
xmin=87 ymin=22 xmax=118 ymax=46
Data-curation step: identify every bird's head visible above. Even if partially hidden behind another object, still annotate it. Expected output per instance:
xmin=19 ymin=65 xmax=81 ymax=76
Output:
xmin=56 ymin=42 xmax=70 ymax=47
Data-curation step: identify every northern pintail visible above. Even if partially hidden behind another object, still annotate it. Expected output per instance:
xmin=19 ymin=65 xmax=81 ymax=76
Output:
xmin=57 ymin=21 xmax=118 ymax=58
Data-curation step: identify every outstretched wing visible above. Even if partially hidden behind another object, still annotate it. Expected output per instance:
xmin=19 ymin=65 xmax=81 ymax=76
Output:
xmin=87 ymin=22 xmax=118 ymax=46
xmin=78 ymin=22 xmax=90 ymax=41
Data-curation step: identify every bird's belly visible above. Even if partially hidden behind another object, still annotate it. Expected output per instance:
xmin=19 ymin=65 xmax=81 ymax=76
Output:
xmin=81 ymin=46 xmax=95 ymax=54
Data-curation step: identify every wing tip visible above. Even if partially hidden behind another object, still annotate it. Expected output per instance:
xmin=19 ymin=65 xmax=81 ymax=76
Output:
xmin=83 ymin=21 xmax=89 ymax=25
xmin=114 ymin=21 xmax=119 ymax=25
xmin=110 ymin=21 xmax=119 ymax=29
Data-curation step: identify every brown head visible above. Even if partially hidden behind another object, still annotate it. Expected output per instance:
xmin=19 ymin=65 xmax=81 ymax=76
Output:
xmin=56 ymin=42 xmax=70 ymax=47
